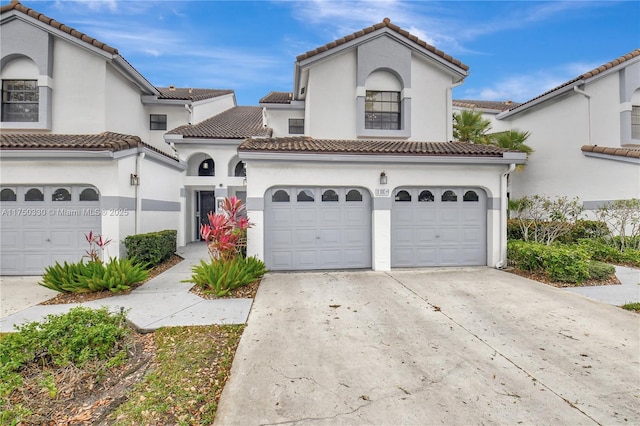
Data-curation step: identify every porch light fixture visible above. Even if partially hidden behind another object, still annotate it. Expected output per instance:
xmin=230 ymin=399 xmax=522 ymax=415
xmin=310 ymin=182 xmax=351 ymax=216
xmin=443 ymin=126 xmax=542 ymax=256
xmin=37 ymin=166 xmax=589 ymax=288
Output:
xmin=243 ymin=177 xmax=247 ymax=186
xmin=202 ymin=162 xmax=209 ymax=169
xmin=130 ymin=173 xmax=140 ymax=186
xmin=379 ymin=171 xmax=387 ymax=185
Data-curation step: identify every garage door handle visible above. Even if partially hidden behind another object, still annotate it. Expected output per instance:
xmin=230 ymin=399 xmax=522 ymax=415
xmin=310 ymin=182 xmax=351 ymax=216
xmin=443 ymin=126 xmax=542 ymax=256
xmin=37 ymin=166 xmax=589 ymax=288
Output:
xmin=435 ymin=235 xmax=440 ymax=238
xmin=45 ymin=238 xmax=51 ymax=242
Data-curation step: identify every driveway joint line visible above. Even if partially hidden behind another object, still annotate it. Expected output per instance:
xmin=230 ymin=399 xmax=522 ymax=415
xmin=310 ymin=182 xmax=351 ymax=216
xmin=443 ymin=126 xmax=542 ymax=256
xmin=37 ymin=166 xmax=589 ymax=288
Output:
xmin=384 ymin=271 xmax=603 ymax=426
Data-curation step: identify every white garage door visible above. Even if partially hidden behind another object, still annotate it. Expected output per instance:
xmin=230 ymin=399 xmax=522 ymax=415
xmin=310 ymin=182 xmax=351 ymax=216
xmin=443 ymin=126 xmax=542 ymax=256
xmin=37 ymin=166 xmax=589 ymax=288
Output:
xmin=0 ymin=185 xmax=102 ymax=275
xmin=392 ymin=187 xmax=486 ymax=267
xmin=265 ymin=187 xmax=371 ymax=270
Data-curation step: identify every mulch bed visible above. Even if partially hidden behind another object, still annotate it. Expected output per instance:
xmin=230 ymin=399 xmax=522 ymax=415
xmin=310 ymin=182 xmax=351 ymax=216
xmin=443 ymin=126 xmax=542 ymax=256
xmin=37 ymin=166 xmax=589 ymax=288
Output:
xmin=504 ymin=267 xmax=621 ymax=288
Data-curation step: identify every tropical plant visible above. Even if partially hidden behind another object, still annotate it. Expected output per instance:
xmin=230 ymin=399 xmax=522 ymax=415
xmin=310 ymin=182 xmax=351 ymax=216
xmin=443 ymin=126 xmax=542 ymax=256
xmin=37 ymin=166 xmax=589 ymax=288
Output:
xmin=186 ymin=256 xmax=266 ymax=297
xmin=509 ymin=195 xmax=584 ymax=245
xmin=453 ymin=109 xmax=492 ymax=144
xmin=489 ymin=129 xmax=534 ymax=155
xmin=84 ymin=231 xmax=112 ymax=263
xmin=595 ymin=199 xmax=640 ymax=251
xmin=200 ymin=196 xmax=251 ymax=260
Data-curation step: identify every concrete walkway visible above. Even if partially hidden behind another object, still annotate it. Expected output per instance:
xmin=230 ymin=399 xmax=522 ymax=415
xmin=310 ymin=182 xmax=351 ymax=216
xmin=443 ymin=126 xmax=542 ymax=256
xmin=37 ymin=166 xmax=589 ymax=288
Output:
xmin=0 ymin=243 xmax=252 ymax=333
xmin=564 ymin=265 xmax=640 ymax=305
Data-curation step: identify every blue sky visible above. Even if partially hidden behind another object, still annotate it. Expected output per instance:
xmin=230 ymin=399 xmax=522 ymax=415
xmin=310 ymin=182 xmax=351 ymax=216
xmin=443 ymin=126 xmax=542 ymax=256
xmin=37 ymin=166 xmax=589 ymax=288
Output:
xmin=25 ymin=0 xmax=640 ymax=106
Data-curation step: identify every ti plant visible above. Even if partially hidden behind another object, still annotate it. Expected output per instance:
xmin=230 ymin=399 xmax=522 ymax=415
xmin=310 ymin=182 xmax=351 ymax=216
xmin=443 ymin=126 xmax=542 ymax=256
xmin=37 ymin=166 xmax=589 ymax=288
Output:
xmin=200 ymin=196 xmax=252 ymax=261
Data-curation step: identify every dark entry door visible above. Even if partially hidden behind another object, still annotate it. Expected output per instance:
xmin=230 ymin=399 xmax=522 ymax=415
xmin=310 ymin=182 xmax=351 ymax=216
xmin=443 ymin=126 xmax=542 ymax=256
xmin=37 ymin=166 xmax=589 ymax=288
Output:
xmin=197 ymin=191 xmax=215 ymax=240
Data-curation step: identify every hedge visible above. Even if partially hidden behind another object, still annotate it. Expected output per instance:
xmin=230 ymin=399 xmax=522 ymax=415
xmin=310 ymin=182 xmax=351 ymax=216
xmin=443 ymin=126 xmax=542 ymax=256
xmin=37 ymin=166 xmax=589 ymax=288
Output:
xmin=507 ymin=219 xmax=609 ymax=243
xmin=124 ymin=229 xmax=177 ymax=268
xmin=507 ymin=240 xmax=591 ymax=283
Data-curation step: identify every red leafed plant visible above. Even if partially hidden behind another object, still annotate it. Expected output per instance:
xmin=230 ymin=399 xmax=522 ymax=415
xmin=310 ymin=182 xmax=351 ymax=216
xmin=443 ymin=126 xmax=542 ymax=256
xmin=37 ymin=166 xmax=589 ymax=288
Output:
xmin=84 ymin=231 xmax=112 ymax=263
xmin=200 ymin=196 xmax=252 ymax=261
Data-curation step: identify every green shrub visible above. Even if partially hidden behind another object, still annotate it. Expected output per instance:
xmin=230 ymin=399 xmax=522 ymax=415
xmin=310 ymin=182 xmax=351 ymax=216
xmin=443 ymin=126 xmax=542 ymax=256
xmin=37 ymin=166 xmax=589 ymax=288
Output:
xmin=507 ymin=219 xmax=523 ymax=240
xmin=124 ymin=229 xmax=177 ymax=268
xmin=507 ymin=240 xmax=590 ymax=283
xmin=561 ymin=220 xmax=610 ymax=243
xmin=588 ymin=261 xmax=616 ymax=281
xmin=186 ymin=256 xmax=267 ymax=297
xmin=0 ymin=307 xmax=129 ymax=397
xmin=40 ymin=258 xmax=148 ymax=293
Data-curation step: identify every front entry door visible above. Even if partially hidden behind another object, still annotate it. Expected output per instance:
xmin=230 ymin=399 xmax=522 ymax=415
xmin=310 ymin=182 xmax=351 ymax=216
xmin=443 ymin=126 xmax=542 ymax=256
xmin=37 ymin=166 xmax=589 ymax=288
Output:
xmin=197 ymin=191 xmax=215 ymax=240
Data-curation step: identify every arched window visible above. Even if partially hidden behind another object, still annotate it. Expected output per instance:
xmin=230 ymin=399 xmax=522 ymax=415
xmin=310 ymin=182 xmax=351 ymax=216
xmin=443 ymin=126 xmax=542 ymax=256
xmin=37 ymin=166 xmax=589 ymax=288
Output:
xmin=441 ymin=190 xmax=457 ymax=202
xmin=25 ymin=188 xmax=44 ymax=201
xmin=272 ymin=189 xmax=290 ymax=202
xmin=322 ymin=189 xmax=339 ymax=202
xmin=52 ymin=188 xmax=71 ymax=202
xmin=234 ymin=161 xmax=246 ymax=177
xmin=198 ymin=159 xmax=214 ymax=176
xmin=395 ymin=190 xmax=411 ymax=202
xmin=463 ymin=190 xmax=479 ymax=202
xmin=346 ymin=189 xmax=363 ymax=202
xmin=297 ymin=189 xmax=315 ymax=202
xmin=79 ymin=188 xmax=100 ymax=201
xmin=418 ymin=190 xmax=434 ymax=202
xmin=0 ymin=188 xmax=16 ymax=201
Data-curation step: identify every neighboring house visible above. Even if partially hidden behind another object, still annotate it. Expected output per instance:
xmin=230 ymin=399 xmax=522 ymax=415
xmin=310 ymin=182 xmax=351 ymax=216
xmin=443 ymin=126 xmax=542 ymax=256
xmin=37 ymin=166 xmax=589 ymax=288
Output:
xmin=455 ymin=49 xmax=640 ymax=212
xmin=240 ymin=18 xmax=526 ymax=272
xmin=452 ymin=100 xmax=520 ymax=134
xmin=0 ymin=1 xmax=238 ymax=274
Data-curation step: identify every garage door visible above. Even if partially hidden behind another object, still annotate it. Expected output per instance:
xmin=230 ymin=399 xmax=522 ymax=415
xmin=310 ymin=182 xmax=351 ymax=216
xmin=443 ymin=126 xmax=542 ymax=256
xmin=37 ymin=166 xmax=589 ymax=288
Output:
xmin=392 ymin=187 xmax=486 ymax=267
xmin=265 ymin=187 xmax=371 ymax=270
xmin=0 ymin=185 xmax=102 ymax=275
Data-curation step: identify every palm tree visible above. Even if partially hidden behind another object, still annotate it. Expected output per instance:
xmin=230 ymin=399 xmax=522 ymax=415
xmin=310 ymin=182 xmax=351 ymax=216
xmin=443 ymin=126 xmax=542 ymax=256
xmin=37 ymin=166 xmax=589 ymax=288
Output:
xmin=453 ymin=109 xmax=492 ymax=144
xmin=490 ymin=129 xmax=534 ymax=155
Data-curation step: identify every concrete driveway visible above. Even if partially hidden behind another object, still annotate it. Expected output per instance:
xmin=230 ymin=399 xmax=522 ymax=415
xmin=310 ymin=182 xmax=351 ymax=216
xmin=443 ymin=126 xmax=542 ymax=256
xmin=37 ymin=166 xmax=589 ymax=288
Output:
xmin=215 ymin=267 xmax=639 ymax=425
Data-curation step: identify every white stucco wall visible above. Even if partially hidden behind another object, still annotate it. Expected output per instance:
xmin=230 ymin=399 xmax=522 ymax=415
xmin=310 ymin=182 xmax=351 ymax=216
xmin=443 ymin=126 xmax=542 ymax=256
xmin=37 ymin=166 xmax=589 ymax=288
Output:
xmin=51 ymin=39 xmax=108 ymax=133
xmin=244 ymin=158 xmax=507 ymax=270
xmin=506 ymin=71 xmax=640 ymax=206
xmin=410 ymin=56 xmax=453 ymax=141
xmin=191 ymin=93 xmax=237 ymax=124
xmin=105 ymin=64 xmax=148 ymax=139
xmin=265 ymin=108 xmax=305 ymax=137
xmin=305 ymin=51 xmax=358 ymax=139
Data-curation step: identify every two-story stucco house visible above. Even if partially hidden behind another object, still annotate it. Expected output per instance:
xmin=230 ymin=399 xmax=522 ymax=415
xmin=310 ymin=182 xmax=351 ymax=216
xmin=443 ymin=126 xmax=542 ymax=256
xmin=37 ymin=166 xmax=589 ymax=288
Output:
xmin=239 ymin=19 xmax=526 ymax=272
xmin=0 ymin=1 xmax=246 ymax=274
xmin=454 ymin=50 xmax=640 ymax=214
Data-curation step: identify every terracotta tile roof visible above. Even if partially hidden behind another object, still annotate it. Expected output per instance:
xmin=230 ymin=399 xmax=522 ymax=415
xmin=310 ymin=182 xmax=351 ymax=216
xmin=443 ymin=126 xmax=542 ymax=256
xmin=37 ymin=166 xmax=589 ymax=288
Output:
xmin=296 ymin=18 xmax=469 ymax=71
xmin=0 ymin=131 xmax=176 ymax=158
xmin=259 ymin=91 xmax=293 ymax=104
xmin=168 ymin=106 xmax=272 ymax=139
xmin=581 ymin=145 xmax=640 ymax=159
xmin=1 ymin=0 xmax=118 ymax=55
xmin=506 ymin=49 xmax=640 ymax=114
xmin=453 ymin=99 xmax=521 ymax=112
xmin=239 ymin=136 xmax=512 ymax=157
xmin=157 ymin=87 xmax=234 ymax=102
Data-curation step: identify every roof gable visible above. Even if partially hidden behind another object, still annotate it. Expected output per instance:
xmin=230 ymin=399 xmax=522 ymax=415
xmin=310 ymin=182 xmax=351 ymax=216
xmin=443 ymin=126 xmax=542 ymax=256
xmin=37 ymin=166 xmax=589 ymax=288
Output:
xmin=167 ymin=106 xmax=272 ymax=140
xmin=297 ymin=18 xmax=468 ymax=72
xmin=500 ymin=49 xmax=640 ymax=117
xmin=157 ymin=87 xmax=234 ymax=102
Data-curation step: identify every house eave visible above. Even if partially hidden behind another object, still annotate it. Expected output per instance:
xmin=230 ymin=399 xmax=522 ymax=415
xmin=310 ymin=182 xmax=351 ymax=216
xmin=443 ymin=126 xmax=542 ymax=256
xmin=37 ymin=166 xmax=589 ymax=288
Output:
xmin=238 ymin=151 xmax=526 ymax=165
xmin=582 ymin=151 xmax=640 ymax=164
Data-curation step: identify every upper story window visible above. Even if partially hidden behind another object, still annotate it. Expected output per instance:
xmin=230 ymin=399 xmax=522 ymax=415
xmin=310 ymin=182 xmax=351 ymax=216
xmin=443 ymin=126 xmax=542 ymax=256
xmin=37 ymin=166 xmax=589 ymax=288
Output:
xmin=150 ymin=114 xmax=167 ymax=130
xmin=1 ymin=80 xmax=38 ymax=122
xmin=632 ymin=105 xmax=640 ymax=139
xmin=289 ymin=118 xmax=304 ymax=134
xmin=365 ymin=91 xmax=400 ymax=130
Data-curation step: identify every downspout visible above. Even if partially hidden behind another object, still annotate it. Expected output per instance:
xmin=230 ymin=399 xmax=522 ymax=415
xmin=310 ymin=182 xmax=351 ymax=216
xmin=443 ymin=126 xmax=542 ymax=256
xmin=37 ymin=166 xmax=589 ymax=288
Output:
xmin=447 ymin=80 xmax=465 ymax=142
xmin=495 ymin=163 xmax=516 ymax=269
xmin=573 ymin=86 xmax=591 ymax=145
xmin=135 ymin=151 xmax=145 ymax=234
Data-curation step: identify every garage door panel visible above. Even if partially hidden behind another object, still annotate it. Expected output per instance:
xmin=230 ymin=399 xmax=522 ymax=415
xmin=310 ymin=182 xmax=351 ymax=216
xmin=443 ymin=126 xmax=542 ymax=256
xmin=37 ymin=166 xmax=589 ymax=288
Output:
xmin=271 ymin=251 xmax=293 ymax=269
xmin=271 ymin=208 xmax=294 ymax=224
xmin=266 ymin=187 xmax=371 ymax=270
xmin=0 ymin=185 xmax=101 ymax=275
xmin=392 ymin=187 xmax=486 ymax=267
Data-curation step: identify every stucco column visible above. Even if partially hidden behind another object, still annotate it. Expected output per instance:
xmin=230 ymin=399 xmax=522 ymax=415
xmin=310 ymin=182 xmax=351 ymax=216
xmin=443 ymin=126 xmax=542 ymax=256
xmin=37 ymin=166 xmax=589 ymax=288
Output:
xmin=372 ymin=196 xmax=391 ymax=271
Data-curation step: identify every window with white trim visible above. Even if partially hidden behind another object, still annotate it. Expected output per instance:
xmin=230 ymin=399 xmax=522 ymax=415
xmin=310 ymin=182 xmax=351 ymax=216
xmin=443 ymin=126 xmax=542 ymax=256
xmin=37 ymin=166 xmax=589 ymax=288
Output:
xmin=288 ymin=118 xmax=304 ymax=134
xmin=1 ymin=80 xmax=38 ymax=122
xmin=150 ymin=114 xmax=167 ymax=130
xmin=365 ymin=91 xmax=400 ymax=130
xmin=632 ymin=105 xmax=640 ymax=139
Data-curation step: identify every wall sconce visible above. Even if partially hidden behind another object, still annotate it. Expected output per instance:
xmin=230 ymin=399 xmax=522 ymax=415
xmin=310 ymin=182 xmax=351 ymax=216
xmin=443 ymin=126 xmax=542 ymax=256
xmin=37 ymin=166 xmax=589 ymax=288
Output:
xmin=243 ymin=177 xmax=247 ymax=186
xmin=202 ymin=161 xmax=209 ymax=169
xmin=379 ymin=171 xmax=387 ymax=185
xmin=130 ymin=173 xmax=140 ymax=186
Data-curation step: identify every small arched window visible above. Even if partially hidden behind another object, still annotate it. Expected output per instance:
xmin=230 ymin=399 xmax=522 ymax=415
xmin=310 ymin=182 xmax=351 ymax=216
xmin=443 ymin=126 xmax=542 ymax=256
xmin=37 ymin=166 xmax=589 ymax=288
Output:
xmin=0 ymin=188 xmax=17 ymax=201
xmin=297 ymin=189 xmax=315 ymax=202
xmin=346 ymin=189 xmax=363 ymax=202
xmin=79 ymin=188 xmax=100 ymax=201
xmin=234 ymin=161 xmax=246 ymax=177
xmin=272 ymin=189 xmax=290 ymax=202
xmin=463 ymin=191 xmax=479 ymax=202
xmin=395 ymin=190 xmax=411 ymax=202
xmin=322 ymin=189 xmax=339 ymax=202
xmin=441 ymin=190 xmax=457 ymax=202
xmin=418 ymin=190 xmax=434 ymax=202
xmin=198 ymin=159 xmax=215 ymax=176
xmin=52 ymin=188 xmax=71 ymax=202
xmin=25 ymin=188 xmax=44 ymax=201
